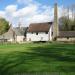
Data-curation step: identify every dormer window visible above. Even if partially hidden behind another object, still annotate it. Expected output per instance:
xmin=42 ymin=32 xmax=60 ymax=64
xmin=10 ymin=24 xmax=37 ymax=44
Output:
xmin=45 ymin=32 xmax=48 ymax=34
xmin=36 ymin=32 xmax=38 ymax=35
xmin=51 ymin=32 xmax=53 ymax=36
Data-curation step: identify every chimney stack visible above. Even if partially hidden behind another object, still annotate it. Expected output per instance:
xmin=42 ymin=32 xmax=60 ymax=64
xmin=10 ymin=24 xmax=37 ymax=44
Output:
xmin=9 ymin=23 xmax=13 ymax=29
xmin=18 ymin=22 xmax=21 ymax=29
xmin=18 ymin=18 xmax=22 ymax=29
xmin=53 ymin=3 xmax=59 ymax=40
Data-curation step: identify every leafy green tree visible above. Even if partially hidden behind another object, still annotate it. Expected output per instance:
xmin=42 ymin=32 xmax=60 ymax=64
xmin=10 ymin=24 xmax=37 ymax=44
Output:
xmin=59 ymin=17 xmax=75 ymax=31
xmin=59 ymin=17 xmax=69 ymax=31
xmin=70 ymin=19 xmax=75 ymax=30
xmin=0 ymin=18 xmax=10 ymax=35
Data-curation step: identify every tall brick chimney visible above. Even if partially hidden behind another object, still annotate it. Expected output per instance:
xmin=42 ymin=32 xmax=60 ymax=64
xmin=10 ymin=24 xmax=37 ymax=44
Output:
xmin=53 ymin=3 xmax=59 ymax=40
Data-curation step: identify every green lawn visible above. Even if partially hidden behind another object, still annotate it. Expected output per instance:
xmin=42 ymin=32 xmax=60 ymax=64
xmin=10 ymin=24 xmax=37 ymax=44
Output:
xmin=0 ymin=42 xmax=75 ymax=75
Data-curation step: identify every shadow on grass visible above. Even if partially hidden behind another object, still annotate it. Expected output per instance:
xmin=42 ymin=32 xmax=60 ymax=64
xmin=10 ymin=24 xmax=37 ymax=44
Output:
xmin=0 ymin=44 xmax=75 ymax=74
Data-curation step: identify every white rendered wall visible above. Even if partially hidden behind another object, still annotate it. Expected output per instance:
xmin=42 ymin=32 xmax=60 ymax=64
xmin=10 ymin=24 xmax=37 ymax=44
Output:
xmin=49 ymin=25 xmax=52 ymax=41
xmin=27 ymin=33 xmax=48 ymax=41
xmin=8 ymin=38 xmax=14 ymax=42
xmin=27 ymin=27 xmax=52 ymax=41
xmin=16 ymin=36 xmax=24 ymax=42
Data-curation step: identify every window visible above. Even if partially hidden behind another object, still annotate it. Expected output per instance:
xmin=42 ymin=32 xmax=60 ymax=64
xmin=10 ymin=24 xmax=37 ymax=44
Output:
xmin=36 ymin=32 xmax=38 ymax=35
xmin=67 ymin=37 xmax=69 ymax=39
xmin=45 ymin=32 xmax=48 ymax=34
xmin=32 ymin=32 xmax=33 ymax=34
xmin=51 ymin=32 xmax=53 ymax=36
xmin=28 ymin=32 xmax=31 ymax=34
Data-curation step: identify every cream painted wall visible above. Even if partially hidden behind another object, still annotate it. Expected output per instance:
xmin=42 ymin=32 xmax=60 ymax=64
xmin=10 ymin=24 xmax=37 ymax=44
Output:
xmin=7 ymin=38 xmax=14 ymax=42
xmin=16 ymin=36 xmax=24 ymax=42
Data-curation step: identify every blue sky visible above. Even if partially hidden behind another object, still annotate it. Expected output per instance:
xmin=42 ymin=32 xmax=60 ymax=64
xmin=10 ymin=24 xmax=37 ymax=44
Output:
xmin=0 ymin=0 xmax=75 ymax=27
xmin=0 ymin=0 xmax=75 ymax=10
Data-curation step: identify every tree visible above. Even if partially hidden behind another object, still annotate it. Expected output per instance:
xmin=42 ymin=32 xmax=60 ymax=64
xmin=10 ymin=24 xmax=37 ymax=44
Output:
xmin=59 ymin=17 xmax=69 ymax=31
xmin=59 ymin=16 xmax=75 ymax=31
xmin=0 ymin=18 xmax=10 ymax=35
xmin=70 ymin=19 xmax=75 ymax=30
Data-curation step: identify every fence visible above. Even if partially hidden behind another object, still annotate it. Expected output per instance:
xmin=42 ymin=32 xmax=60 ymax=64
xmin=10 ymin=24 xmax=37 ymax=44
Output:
xmin=2 ymin=72 xmax=75 ymax=75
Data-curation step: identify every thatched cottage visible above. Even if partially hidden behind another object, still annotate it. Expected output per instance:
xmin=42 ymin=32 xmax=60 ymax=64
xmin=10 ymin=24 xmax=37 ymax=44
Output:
xmin=27 ymin=22 xmax=53 ymax=41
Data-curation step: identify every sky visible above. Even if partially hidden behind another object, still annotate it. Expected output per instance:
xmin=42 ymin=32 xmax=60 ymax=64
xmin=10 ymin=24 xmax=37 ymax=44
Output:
xmin=0 ymin=0 xmax=75 ymax=27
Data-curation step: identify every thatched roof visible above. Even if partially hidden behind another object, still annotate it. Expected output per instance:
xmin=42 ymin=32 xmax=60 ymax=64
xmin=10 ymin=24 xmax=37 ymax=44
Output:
xmin=28 ymin=22 xmax=53 ymax=32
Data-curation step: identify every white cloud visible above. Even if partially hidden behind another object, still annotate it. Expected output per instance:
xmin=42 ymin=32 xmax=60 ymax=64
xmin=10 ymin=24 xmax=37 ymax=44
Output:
xmin=11 ymin=3 xmax=54 ymax=26
xmin=16 ymin=6 xmax=54 ymax=27
xmin=13 ymin=4 xmax=38 ymax=17
xmin=0 ymin=0 xmax=54 ymax=26
xmin=0 ymin=11 xmax=5 ymax=18
xmin=5 ymin=5 xmax=17 ymax=13
xmin=26 ymin=6 xmax=54 ymax=24
xmin=0 ymin=0 xmax=65 ymax=27
xmin=29 ymin=15 xmax=51 ymax=23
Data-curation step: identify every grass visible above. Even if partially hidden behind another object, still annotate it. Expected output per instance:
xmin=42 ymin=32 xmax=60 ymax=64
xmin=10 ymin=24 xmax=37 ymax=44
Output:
xmin=0 ymin=42 xmax=75 ymax=75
